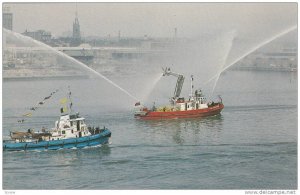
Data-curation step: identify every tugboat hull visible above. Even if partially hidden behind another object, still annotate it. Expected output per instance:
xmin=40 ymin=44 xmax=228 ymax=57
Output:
xmin=135 ymin=103 xmax=224 ymax=120
xmin=3 ymin=130 xmax=111 ymax=151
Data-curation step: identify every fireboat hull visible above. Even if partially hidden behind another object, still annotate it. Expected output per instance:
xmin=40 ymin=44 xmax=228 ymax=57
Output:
xmin=135 ymin=103 xmax=224 ymax=120
xmin=3 ymin=129 xmax=111 ymax=151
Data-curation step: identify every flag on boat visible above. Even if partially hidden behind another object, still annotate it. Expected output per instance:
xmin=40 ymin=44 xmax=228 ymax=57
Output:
xmin=60 ymin=106 xmax=68 ymax=113
xmin=44 ymin=95 xmax=51 ymax=100
xmin=60 ymin=97 xmax=68 ymax=104
xmin=17 ymin=89 xmax=60 ymax=123
xmin=30 ymin=107 xmax=37 ymax=111
xmin=23 ymin=112 xmax=32 ymax=117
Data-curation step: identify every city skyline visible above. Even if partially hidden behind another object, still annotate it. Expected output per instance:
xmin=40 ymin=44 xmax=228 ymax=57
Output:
xmin=4 ymin=2 xmax=297 ymax=38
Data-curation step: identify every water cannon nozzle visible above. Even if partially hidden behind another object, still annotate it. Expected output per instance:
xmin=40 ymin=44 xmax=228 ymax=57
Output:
xmin=162 ymin=67 xmax=171 ymax=76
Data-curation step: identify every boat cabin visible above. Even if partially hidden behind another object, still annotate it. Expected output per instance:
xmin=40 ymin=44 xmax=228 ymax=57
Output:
xmin=172 ymin=89 xmax=208 ymax=111
xmin=51 ymin=113 xmax=91 ymax=140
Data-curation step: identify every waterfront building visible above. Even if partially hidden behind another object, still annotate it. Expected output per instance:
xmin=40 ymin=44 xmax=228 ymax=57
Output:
xmin=22 ymin=30 xmax=52 ymax=44
xmin=233 ymin=48 xmax=297 ymax=71
xmin=3 ymin=6 xmax=13 ymax=30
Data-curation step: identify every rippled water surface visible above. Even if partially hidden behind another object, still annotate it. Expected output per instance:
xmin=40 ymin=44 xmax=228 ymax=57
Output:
xmin=2 ymin=70 xmax=297 ymax=189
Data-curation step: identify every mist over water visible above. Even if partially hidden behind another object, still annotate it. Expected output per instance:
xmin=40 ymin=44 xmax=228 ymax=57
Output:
xmin=204 ymin=25 xmax=297 ymax=95
xmin=3 ymin=3 xmax=297 ymax=109
xmin=3 ymin=29 xmax=140 ymax=102
xmin=3 ymin=70 xmax=297 ymax=189
xmin=2 ymin=3 xmax=297 ymax=190
xmin=209 ymin=31 xmax=236 ymax=98
xmin=139 ymin=73 xmax=163 ymax=104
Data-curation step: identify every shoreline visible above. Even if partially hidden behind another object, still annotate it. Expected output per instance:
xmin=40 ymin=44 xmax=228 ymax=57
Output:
xmin=3 ymin=75 xmax=90 ymax=82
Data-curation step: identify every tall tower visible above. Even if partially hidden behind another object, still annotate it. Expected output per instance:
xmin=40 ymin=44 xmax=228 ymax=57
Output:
xmin=3 ymin=6 xmax=13 ymax=30
xmin=72 ymin=4 xmax=81 ymax=46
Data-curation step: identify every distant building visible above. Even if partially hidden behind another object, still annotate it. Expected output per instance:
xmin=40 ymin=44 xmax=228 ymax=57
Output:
xmin=233 ymin=48 xmax=297 ymax=71
xmin=22 ymin=29 xmax=52 ymax=44
xmin=3 ymin=6 xmax=13 ymax=30
xmin=58 ymin=46 xmax=94 ymax=64
xmin=71 ymin=11 xmax=81 ymax=46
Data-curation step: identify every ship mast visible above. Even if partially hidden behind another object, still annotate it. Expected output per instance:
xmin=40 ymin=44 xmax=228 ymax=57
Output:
xmin=68 ymin=86 xmax=73 ymax=114
xmin=190 ymin=75 xmax=194 ymax=100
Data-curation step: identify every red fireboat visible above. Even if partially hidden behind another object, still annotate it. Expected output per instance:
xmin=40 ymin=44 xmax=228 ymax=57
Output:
xmin=134 ymin=67 xmax=224 ymax=120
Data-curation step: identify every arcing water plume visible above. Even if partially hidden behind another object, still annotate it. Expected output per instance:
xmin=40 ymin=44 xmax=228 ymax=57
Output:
xmin=224 ymin=25 xmax=297 ymax=72
xmin=3 ymin=28 xmax=140 ymax=102
xmin=139 ymin=72 xmax=163 ymax=103
xmin=209 ymin=30 xmax=237 ymax=99
xmin=204 ymin=25 xmax=297 ymax=93
xmin=159 ymin=30 xmax=242 ymax=101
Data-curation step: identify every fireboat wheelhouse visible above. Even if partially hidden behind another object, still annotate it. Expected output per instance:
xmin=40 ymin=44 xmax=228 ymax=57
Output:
xmin=134 ymin=67 xmax=224 ymax=120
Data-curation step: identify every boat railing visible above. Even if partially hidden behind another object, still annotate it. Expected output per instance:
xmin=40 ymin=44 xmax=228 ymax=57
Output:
xmin=88 ymin=126 xmax=106 ymax=135
xmin=3 ymin=139 xmax=15 ymax=143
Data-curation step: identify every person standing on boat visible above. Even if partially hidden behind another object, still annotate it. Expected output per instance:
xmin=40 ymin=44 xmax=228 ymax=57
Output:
xmin=152 ymin=102 xmax=156 ymax=111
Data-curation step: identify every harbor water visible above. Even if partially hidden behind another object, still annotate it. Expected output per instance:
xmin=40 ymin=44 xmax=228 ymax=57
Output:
xmin=2 ymin=70 xmax=297 ymax=189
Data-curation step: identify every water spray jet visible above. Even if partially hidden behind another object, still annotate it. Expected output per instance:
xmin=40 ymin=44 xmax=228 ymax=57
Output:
xmin=203 ymin=25 xmax=297 ymax=92
xmin=134 ymin=67 xmax=224 ymax=120
xmin=209 ymin=30 xmax=237 ymax=99
xmin=3 ymin=28 xmax=140 ymax=102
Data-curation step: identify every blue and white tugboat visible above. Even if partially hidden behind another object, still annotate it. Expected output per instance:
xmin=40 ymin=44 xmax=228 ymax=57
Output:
xmin=3 ymin=90 xmax=111 ymax=151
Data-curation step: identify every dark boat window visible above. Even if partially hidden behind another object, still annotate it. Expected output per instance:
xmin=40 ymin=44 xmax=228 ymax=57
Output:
xmin=62 ymin=131 xmax=66 ymax=134
xmin=70 ymin=114 xmax=76 ymax=119
xmin=77 ymin=120 xmax=80 ymax=131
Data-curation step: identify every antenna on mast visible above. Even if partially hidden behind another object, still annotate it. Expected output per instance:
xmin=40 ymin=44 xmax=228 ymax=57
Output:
xmin=68 ymin=86 xmax=73 ymax=114
xmin=190 ymin=75 xmax=194 ymax=97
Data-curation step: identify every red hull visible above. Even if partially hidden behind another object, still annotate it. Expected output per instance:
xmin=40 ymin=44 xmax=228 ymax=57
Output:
xmin=135 ymin=103 xmax=224 ymax=120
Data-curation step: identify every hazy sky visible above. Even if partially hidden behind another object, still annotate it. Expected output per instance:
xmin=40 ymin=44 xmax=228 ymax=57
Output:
xmin=4 ymin=3 xmax=297 ymax=38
